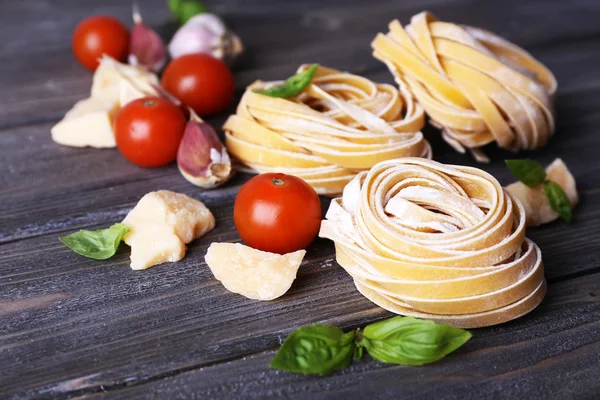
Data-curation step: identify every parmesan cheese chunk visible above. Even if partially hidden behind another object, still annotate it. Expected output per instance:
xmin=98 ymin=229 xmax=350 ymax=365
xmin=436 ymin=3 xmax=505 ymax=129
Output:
xmin=52 ymin=57 xmax=161 ymax=149
xmin=205 ymin=243 xmax=305 ymax=301
xmin=506 ymin=158 xmax=578 ymax=226
xmin=91 ymin=55 xmax=159 ymax=104
xmin=118 ymin=75 xmax=159 ymax=107
xmin=123 ymin=191 xmax=215 ymax=270
xmin=51 ymin=97 xmax=118 ymax=148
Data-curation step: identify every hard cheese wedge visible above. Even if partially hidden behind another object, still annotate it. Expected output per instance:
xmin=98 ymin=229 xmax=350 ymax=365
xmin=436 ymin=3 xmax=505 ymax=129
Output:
xmin=122 ymin=190 xmax=215 ymax=270
xmin=51 ymin=56 xmax=161 ymax=148
xmin=506 ymin=158 xmax=578 ymax=226
xmin=205 ymin=243 xmax=305 ymax=300
xmin=91 ymin=55 xmax=159 ymax=105
xmin=119 ymin=75 xmax=159 ymax=106
xmin=51 ymin=97 xmax=119 ymax=148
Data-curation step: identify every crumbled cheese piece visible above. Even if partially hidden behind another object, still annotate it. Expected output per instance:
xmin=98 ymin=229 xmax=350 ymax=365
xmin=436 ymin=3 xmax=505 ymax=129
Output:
xmin=123 ymin=190 xmax=215 ymax=270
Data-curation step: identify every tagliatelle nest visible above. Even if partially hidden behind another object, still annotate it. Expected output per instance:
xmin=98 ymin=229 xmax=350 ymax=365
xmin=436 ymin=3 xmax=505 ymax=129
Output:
xmin=372 ymin=12 xmax=557 ymax=162
xmin=319 ymin=158 xmax=546 ymax=328
xmin=223 ymin=65 xmax=431 ymax=195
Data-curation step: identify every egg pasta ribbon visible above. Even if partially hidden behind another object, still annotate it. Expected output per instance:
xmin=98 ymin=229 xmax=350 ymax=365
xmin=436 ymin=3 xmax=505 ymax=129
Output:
xmin=319 ymin=158 xmax=546 ymax=328
xmin=223 ymin=65 xmax=431 ymax=195
xmin=371 ymin=12 xmax=557 ymax=162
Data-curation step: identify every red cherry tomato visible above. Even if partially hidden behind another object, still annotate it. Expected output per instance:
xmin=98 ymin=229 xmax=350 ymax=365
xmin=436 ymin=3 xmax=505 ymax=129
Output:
xmin=234 ymin=173 xmax=322 ymax=254
xmin=114 ymin=97 xmax=186 ymax=167
xmin=161 ymin=54 xmax=235 ymax=116
xmin=72 ymin=15 xmax=129 ymax=70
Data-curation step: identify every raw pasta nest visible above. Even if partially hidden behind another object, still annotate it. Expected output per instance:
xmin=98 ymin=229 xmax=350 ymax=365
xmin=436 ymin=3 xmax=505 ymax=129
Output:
xmin=372 ymin=12 xmax=557 ymax=162
xmin=223 ymin=65 xmax=431 ymax=195
xmin=319 ymin=157 xmax=546 ymax=328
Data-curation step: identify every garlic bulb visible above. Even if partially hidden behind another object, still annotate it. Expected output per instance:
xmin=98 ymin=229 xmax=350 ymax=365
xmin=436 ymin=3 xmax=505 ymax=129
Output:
xmin=168 ymin=13 xmax=243 ymax=65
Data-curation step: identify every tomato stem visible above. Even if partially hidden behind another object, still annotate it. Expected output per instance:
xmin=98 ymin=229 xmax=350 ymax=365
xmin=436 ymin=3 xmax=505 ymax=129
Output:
xmin=143 ymin=99 xmax=156 ymax=107
xmin=272 ymin=178 xmax=285 ymax=186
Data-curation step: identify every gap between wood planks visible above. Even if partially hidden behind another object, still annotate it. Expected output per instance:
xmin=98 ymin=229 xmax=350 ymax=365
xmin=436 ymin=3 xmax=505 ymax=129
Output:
xmin=52 ymin=350 xmax=275 ymax=399
xmin=35 ymin=308 xmax=391 ymax=399
xmin=1 ymin=25 xmax=599 ymax=133
xmin=1 ymin=72 xmax=598 ymax=134
xmin=20 ymin=266 xmax=600 ymax=400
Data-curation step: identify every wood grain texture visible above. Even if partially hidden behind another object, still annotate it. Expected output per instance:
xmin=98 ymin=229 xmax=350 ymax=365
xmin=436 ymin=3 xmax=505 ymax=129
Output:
xmin=81 ymin=272 xmax=600 ymax=400
xmin=1 ymin=0 xmax=600 ymax=398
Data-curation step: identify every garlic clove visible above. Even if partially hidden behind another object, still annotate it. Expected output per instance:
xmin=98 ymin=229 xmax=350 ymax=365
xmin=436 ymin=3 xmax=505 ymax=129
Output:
xmin=168 ymin=13 xmax=243 ymax=65
xmin=177 ymin=110 xmax=234 ymax=188
xmin=129 ymin=3 xmax=167 ymax=72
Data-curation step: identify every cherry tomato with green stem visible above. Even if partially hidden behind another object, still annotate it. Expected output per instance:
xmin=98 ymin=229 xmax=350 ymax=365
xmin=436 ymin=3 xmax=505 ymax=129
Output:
xmin=114 ymin=97 xmax=186 ymax=167
xmin=234 ymin=173 xmax=322 ymax=254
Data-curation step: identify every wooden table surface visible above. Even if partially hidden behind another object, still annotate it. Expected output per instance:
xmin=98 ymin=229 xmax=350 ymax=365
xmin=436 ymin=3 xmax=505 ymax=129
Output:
xmin=2 ymin=0 xmax=600 ymax=398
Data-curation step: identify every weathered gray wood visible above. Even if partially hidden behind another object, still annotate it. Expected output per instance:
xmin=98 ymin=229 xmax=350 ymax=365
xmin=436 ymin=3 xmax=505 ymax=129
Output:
xmin=1 ymin=0 xmax=600 ymax=398
xmin=61 ymin=273 xmax=600 ymax=399
xmin=0 ymin=0 xmax=599 ymax=126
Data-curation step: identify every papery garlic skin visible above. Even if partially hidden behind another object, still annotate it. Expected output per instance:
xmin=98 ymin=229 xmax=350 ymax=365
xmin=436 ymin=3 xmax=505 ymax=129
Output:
xmin=128 ymin=4 xmax=167 ymax=72
xmin=168 ymin=13 xmax=243 ymax=64
xmin=177 ymin=111 xmax=234 ymax=189
xmin=128 ymin=28 xmax=166 ymax=72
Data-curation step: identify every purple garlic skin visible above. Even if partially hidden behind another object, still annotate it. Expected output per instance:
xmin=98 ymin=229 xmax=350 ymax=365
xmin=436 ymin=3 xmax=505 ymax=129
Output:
xmin=168 ymin=13 xmax=243 ymax=65
xmin=177 ymin=112 xmax=234 ymax=189
xmin=129 ymin=4 xmax=167 ymax=71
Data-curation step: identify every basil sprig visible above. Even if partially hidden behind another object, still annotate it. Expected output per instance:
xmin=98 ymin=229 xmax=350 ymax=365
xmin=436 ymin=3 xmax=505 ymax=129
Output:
xmin=505 ymin=159 xmax=547 ymax=187
xmin=59 ymin=223 xmax=130 ymax=260
xmin=168 ymin=0 xmax=209 ymax=25
xmin=543 ymin=180 xmax=572 ymax=223
xmin=255 ymin=64 xmax=319 ymax=98
xmin=270 ymin=325 xmax=356 ymax=376
xmin=505 ymin=159 xmax=573 ymax=222
xmin=270 ymin=316 xmax=471 ymax=376
xmin=360 ymin=317 xmax=472 ymax=366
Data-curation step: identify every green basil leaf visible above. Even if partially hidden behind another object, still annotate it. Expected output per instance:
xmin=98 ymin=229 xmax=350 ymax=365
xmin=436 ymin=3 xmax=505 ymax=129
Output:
xmin=505 ymin=159 xmax=547 ymax=187
xmin=59 ymin=223 xmax=130 ymax=260
xmin=167 ymin=0 xmax=183 ymax=14
xmin=543 ymin=180 xmax=573 ymax=223
xmin=168 ymin=0 xmax=209 ymax=25
xmin=178 ymin=1 xmax=209 ymax=25
xmin=255 ymin=64 xmax=319 ymax=98
xmin=270 ymin=324 xmax=355 ymax=376
xmin=360 ymin=316 xmax=471 ymax=366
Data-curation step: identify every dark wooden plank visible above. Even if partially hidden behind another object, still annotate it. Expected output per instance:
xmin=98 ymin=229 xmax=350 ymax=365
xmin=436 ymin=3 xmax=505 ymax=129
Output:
xmin=2 ymin=0 xmax=600 ymax=399
xmin=1 ymin=186 xmax=599 ymax=399
xmin=2 ymin=93 xmax=600 ymax=280
xmin=2 ymin=53 xmax=600 ymax=236
xmin=2 ymin=0 xmax=600 ymax=236
xmin=1 ymin=245 xmax=387 ymax=398
xmin=62 ymin=273 xmax=600 ymax=399
xmin=0 ymin=0 xmax=599 ymax=126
